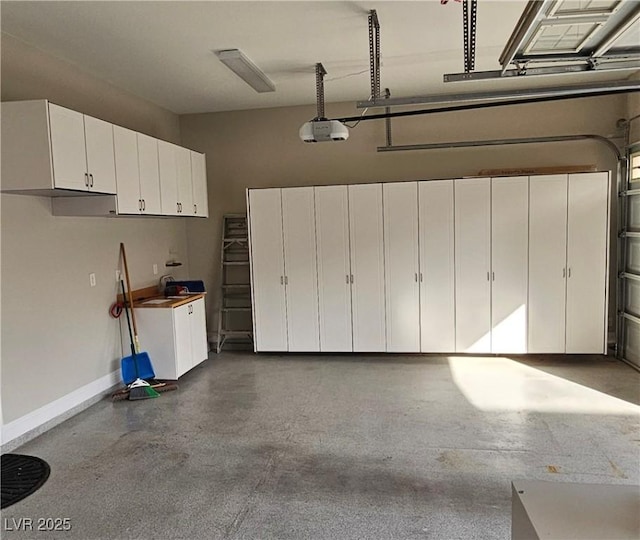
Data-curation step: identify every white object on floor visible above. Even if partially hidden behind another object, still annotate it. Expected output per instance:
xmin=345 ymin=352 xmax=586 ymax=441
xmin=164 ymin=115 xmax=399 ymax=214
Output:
xmin=511 ymin=480 xmax=640 ymax=540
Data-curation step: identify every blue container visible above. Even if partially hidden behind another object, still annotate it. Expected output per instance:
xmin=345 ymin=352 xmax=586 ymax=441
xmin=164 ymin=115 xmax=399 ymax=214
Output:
xmin=169 ymin=280 xmax=206 ymax=293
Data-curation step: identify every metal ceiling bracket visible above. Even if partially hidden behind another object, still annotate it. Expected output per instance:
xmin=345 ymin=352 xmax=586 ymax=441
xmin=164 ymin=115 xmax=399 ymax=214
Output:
xmin=462 ymin=0 xmax=478 ymax=73
xmin=368 ymin=9 xmax=381 ymax=100
xmin=314 ymin=63 xmax=327 ymax=120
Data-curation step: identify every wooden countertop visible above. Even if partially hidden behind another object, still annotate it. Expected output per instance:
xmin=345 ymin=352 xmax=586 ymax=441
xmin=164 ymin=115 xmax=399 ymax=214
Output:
xmin=134 ymin=293 xmax=205 ymax=309
xmin=117 ymin=285 xmax=205 ymax=309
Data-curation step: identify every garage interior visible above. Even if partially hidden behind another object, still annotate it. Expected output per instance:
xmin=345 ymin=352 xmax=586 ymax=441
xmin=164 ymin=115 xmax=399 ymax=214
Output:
xmin=1 ymin=1 xmax=639 ymax=539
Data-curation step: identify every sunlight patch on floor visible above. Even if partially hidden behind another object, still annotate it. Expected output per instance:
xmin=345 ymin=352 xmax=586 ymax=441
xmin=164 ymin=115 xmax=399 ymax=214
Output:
xmin=447 ymin=356 xmax=640 ymax=415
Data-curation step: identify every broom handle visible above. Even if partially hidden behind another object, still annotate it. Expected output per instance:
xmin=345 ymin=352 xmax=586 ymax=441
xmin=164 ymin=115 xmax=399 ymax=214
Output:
xmin=120 ymin=243 xmax=141 ymax=353
xmin=120 ymin=279 xmax=136 ymax=357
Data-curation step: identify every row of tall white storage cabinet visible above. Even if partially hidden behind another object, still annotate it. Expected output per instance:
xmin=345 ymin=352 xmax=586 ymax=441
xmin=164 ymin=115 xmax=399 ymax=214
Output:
xmin=247 ymin=172 xmax=610 ymax=355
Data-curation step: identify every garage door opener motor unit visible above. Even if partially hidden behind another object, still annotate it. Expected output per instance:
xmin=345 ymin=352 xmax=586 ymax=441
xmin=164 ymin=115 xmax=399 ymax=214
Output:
xmin=299 ymin=63 xmax=349 ymax=143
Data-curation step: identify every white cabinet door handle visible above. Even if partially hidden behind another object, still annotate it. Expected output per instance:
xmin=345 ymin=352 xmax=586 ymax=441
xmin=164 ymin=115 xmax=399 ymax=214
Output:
xmin=420 ymin=273 xmax=423 ymax=282
xmin=280 ymin=276 xmax=284 ymax=285
xmin=89 ymin=173 xmax=94 ymax=188
xmin=492 ymin=272 xmax=495 ymax=281
xmin=346 ymin=274 xmax=349 ymax=284
xmin=487 ymin=272 xmax=490 ymax=281
xmin=285 ymin=276 xmax=288 ymax=285
xmin=563 ymin=268 xmax=566 ymax=278
xmin=84 ymin=173 xmax=89 ymax=187
xmin=350 ymin=274 xmax=354 ymax=284
xmin=194 ymin=204 xmax=197 ymax=214
xmin=568 ymin=268 xmax=572 ymax=278
xmin=414 ymin=273 xmax=418 ymax=282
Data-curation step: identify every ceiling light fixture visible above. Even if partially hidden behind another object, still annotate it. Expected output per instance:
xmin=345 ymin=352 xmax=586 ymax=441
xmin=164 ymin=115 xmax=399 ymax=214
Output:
xmin=215 ymin=49 xmax=275 ymax=93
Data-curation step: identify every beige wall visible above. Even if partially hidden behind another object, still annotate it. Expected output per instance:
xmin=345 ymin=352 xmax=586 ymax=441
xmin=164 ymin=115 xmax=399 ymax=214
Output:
xmin=1 ymin=33 xmax=189 ymax=424
xmin=180 ymin=94 xmax=627 ymax=335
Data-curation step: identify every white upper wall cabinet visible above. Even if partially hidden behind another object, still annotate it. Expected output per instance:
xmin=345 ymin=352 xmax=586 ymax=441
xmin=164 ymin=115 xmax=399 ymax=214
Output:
xmin=565 ymin=172 xmax=609 ymax=354
xmin=315 ymin=185 xmax=353 ymax=352
xmin=116 ymin=128 xmax=162 ymax=215
xmin=159 ymin=140 xmax=180 ymax=215
xmin=528 ymin=175 xmax=568 ymax=353
xmin=190 ymin=151 xmax=209 ymax=217
xmin=48 ymin=103 xmax=88 ymax=191
xmin=176 ymin=146 xmax=194 ymax=216
xmin=419 ymin=180 xmax=455 ymax=353
xmin=491 ymin=176 xmax=529 ymax=354
xmin=383 ymin=182 xmax=420 ymax=353
xmin=114 ymin=126 xmax=140 ymax=214
xmin=348 ymin=183 xmax=387 ymax=352
xmin=248 ymin=188 xmax=288 ymax=352
xmin=1 ymin=100 xmax=116 ymax=194
xmin=137 ymin=133 xmax=162 ymax=215
xmin=282 ymin=187 xmax=320 ymax=352
xmin=83 ymin=115 xmax=117 ymax=194
xmin=2 ymin=99 xmax=207 ymax=218
xmin=455 ymin=178 xmax=492 ymax=353
xmin=160 ymin=142 xmax=197 ymax=216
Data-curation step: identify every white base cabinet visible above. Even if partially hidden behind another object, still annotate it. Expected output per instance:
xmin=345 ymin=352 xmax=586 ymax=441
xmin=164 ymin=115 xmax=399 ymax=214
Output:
xmin=248 ymin=172 xmax=610 ymax=355
xmin=134 ymin=297 xmax=208 ymax=380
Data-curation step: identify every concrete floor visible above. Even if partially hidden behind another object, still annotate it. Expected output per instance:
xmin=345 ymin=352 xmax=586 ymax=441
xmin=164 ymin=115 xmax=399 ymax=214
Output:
xmin=2 ymin=353 xmax=639 ymax=539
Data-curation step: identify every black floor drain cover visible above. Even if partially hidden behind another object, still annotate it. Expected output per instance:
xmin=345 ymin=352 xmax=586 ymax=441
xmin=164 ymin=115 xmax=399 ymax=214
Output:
xmin=1 ymin=454 xmax=51 ymax=509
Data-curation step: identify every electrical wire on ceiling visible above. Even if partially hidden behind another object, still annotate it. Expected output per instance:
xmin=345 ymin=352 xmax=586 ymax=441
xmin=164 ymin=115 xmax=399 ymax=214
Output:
xmin=324 ymin=69 xmax=370 ymax=82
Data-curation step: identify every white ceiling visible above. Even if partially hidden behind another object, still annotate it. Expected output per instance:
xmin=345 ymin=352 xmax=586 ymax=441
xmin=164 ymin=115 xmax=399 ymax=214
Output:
xmin=1 ymin=1 xmax=636 ymax=115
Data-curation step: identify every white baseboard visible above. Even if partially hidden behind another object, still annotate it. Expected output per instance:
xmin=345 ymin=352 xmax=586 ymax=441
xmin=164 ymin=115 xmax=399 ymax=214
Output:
xmin=1 ymin=369 xmax=121 ymax=451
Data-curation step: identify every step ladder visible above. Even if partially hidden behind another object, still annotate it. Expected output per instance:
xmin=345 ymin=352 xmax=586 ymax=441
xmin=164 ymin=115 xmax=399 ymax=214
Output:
xmin=216 ymin=214 xmax=253 ymax=353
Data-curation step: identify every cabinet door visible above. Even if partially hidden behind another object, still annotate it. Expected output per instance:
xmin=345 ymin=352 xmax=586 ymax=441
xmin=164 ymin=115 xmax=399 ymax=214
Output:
xmin=528 ymin=175 xmax=568 ymax=353
xmin=491 ymin=177 xmax=529 ymax=353
xmin=48 ymin=103 xmax=88 ymax=191
xmin=83 ymin=115 xmax=116 ymax=194
xmin=419 ymin=180 xmax=455 ymax=352
xmin=113 ymin=126 xmax=141 ymax=215
xmin=174 ymin=304 xmax=193 ymax=378
xmin=282 ymin=187 xmax=320 ymax=352
xmin=566 ymin=172 xmax=609 ymax=353
xmin=134 ymin=308 xmax=179 ymax=380
xmin=248 ymin=188 xmax=288 ymax=351
xmin=190 ymin=151 xmax=209 ymax=217
xmin=158 ymin=140 xmax=179 ymax=215
xmin=315 ymin=185 xmax=353 ymax=352
xmin=189 ymin=298 xmax=209 ymax=368
xmin=384 ymin=182 xmax=420 ymax=352
xmin=348 ymin=184 xmax=386 ymax=352
xmin=455 ymin=178 xmax=491 ymax=353
xmin=176 ymin=146 xmax=194 ymax=216
xmin=137 ymin=134 xmax=161 ymax=215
